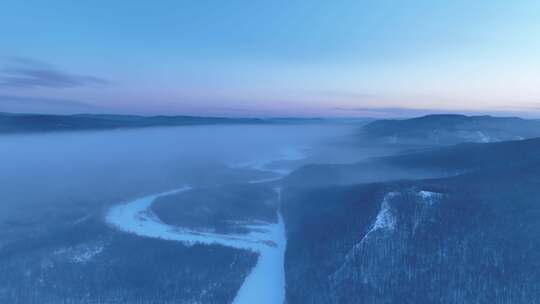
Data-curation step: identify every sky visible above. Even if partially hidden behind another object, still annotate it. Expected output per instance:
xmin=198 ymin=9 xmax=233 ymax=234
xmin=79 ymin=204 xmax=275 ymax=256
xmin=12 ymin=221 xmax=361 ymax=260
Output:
xmin=1 ymin=0 xmax=540 ymax=117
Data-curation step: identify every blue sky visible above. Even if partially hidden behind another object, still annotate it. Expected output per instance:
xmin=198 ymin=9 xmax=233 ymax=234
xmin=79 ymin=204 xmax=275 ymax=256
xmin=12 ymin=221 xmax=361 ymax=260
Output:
xmin=1 ymin=0 xmax=540 ymax=117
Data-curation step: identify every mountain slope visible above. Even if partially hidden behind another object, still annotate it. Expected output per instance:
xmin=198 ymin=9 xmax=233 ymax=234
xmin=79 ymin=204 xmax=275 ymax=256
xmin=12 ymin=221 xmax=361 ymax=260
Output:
xmin=283 ymin=150 xmax=540 ymax=303
xmin=285 ymin=137 xmax=540 ymax=187
xmin=359 ymin=114 xmax=540 ymax=145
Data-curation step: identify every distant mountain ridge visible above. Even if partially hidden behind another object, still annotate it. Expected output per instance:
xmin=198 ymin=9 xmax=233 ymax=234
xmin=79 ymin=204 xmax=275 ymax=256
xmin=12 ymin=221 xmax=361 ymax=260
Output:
xmin=0 ymin=112 xmax=336 ymax=134
xmin=286 ymin=136 xmax=540 ymax=187
xmin=360 ymin=114 xmax=540 ymax=145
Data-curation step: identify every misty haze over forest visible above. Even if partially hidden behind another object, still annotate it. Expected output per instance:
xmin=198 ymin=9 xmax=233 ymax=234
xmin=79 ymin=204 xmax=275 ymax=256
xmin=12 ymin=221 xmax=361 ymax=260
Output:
xmin=2 ymin=114 xmax=540 ymax=303
xmin=3 ymin=1 xmax=540 ymax=303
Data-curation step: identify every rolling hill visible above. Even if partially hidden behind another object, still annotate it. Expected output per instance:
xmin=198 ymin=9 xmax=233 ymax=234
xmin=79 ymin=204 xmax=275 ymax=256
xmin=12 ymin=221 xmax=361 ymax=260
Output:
xmin=359 ymin=114 xmax=540 ymax=145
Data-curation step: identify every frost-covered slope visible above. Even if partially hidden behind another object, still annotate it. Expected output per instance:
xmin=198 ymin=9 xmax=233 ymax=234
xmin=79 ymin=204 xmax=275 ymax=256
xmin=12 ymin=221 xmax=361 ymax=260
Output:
xmin=283 ymin=158 xmax=540 ymax=303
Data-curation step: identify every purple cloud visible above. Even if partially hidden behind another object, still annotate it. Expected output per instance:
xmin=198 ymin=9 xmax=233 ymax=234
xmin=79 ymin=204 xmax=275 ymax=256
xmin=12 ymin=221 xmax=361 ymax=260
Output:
xmin=0 ymin=57 xmax=110 ymax=89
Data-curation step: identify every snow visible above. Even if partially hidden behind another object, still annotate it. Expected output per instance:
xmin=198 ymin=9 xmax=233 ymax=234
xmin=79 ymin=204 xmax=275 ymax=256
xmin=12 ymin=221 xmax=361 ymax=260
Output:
xmin=71 ymin=243 xmax=104 ymax=263
xmin=350 ymin=192 xmax=398 ymax=251
xmin=335 ymin=192 xmax=400 ymax=278
xmin=363 ymin=190 xmax=442 ymax=238
xmin=53 ymin=241 xmax=105 ymax=264
xmin=368 ymin=192 xmax=398 ymax=233
xmin=72 ymin=214 xmax=92 ymax=225
xmin=418 ymin=190 xmax=442 ymax=206
xmin=232 ymin=211 xmax=286 ymax=304
xmin=106 ymin=186 xmax=280 ymax=251
xmin=476 ymin=131 xmax=492 ymax=143
xmin=106 ymin=187 xmax=287 ymax=304
xmin=248 ymin=176 xmax=283 ymax=184
xmin=105 ymin=146 xmax=305 ymax=304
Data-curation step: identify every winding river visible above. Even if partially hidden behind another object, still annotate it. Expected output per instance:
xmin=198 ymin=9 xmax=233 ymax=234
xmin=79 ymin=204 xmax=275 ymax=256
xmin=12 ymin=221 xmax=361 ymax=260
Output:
xmin=106 ymin=148 xmax=303 ymax=304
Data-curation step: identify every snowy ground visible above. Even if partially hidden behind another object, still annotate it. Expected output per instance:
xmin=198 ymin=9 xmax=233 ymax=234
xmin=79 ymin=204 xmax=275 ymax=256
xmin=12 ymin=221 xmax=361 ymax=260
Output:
xmin=105 ymin=147 xmax=305 ymax=304
xmin=232 ymin=190 xmax=286 ymax=304
xmin=106 ymin=187 xmax=287 ymax=304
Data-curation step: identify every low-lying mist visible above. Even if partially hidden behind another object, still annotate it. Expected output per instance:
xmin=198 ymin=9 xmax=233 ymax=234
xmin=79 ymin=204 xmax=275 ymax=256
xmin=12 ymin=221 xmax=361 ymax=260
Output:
xmin=0 ymin=124 xmax=367 ymax=236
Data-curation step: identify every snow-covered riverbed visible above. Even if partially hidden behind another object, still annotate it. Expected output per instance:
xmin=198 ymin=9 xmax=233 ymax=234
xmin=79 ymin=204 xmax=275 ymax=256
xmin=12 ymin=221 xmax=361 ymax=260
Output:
xmin=106 ymin=187 xmax=287 ymax=304
xmin=105 ymin=148 xmax=304 ymax=304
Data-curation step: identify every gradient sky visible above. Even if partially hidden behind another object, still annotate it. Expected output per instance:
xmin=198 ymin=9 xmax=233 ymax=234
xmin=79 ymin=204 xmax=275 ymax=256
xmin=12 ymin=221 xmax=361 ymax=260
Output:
xmin=1 ymin=0 xmax=540 ymax=117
